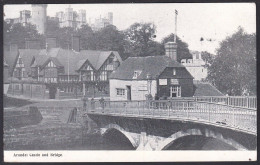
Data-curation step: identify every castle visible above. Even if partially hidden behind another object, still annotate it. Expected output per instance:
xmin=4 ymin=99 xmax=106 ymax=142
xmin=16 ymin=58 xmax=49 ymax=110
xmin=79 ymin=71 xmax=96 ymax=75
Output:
xmin=5 ymin=5 xmax=114 ymax=34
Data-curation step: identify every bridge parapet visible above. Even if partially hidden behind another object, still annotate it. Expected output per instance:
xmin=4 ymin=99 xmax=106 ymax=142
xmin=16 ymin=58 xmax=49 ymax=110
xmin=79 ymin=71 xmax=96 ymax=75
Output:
xmin=85 ymin=98 xmax=256 ymax=135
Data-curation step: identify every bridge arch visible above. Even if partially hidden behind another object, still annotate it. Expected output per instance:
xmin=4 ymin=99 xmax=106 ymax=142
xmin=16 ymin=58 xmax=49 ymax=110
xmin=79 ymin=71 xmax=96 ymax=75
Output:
xmin=158 ymin=128 xmax=248 ymax=151
xmin=101 ymin=124 xmax=139 ymax=148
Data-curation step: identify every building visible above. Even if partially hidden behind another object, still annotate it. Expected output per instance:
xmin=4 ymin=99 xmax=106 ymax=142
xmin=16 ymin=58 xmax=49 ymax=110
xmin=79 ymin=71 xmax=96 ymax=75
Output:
xmin=55 ymin=6 xmax=86 ymax=30
xmin=109 ymin=42 xmax=194 ymax=101
xmin=90 ymin=12 xmax=113 ymax=31
xmin=19 ymin=10 xmax=31 ymax=26
xmin=5 ymin=5 xmax=47 ymax=34
xmin=193 ymin=80 xmax=224 ymax=97
xmin=5 ymin=5 xmax=113 ymax=33
xmin=31 ymin=4 xmax=47 ymax=34
xmin=5 ymin=10 xmax=31 ymax=25
xmin=181 ymin=50 xmax=208 ymax=81
xmin=4 ymin=37 xmax=122 ymax=99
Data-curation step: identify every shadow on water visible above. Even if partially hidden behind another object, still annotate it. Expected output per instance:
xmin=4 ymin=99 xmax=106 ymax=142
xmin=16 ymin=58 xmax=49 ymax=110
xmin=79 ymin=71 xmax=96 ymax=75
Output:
xmin=164 ymin=135 xmax=236 ymax=150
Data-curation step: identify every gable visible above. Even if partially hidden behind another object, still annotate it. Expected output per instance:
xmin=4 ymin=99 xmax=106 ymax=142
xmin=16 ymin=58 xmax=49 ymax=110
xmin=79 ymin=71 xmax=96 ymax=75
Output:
xmin=77 ymin=59 xmax=95 ymax=71
xmin=15 ymin=54 xmax=24 ymax=68
xmin=46 ymin=60 xmax=56 ymax=68
xmin=99 ymin=53 xmax=115 ymax=71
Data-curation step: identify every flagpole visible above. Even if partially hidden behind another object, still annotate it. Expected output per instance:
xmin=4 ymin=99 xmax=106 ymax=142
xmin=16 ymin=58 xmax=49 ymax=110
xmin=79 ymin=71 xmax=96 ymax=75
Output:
xmin=174 ymin=10 xmax=178 ymax=43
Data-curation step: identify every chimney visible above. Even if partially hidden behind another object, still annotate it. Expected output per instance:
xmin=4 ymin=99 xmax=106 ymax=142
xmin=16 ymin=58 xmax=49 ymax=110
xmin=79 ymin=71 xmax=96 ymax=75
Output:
xmin=46 ymin=35 xmax=57 ymax=49
xmin=165 ymin=42 xmax=177 ymax=61
xmin=25 ymin=38 xmax=41 ymax=49
xmin=72 ymin=35 xmax=80 ymax=52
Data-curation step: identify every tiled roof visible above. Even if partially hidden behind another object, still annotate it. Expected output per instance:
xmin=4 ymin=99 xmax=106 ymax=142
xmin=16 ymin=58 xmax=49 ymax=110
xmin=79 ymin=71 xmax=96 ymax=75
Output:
xmin=193 ymin=81 xmax=224 ymax=96
xmin=109 ymin=55 xmax=188 ymax=80
xmin=79 ymin=50 xmax=122 ymax=70
xmin=5 ymin=48 xmax=122 ymax=76
xmin=19 ymin=49 xmax=40 ymax=76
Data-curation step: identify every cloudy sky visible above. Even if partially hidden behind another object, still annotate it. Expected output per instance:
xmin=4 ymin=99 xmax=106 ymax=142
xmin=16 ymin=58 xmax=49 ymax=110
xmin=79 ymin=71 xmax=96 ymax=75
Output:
xmin=4 ymin=3 xmax=256 ymax=54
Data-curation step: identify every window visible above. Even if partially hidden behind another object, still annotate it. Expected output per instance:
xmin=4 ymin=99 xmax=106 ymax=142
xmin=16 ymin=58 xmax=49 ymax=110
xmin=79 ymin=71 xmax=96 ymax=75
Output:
xmin=170 ymin=86 xmax=181 ymax=97
xmin=170 ymin=79 xmax=179 ymax=85
xmin=100 ymin=71 xmax=107 ymax=81
xmin=133 ymin=70 xmax=142 ymax=79
xmin=116 ymin=88 xmax=125 ymax=96
xmin=173 ymin=68 xmax=176 ymax=76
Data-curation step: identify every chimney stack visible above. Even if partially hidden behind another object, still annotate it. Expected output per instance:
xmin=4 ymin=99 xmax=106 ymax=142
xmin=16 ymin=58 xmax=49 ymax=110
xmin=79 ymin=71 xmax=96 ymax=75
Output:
xmin=46 ymin=35 xmax=57 ymax=49
xmin=165 ymin=42 xmax=177 ymax=61
xmin=72 ymin=35 xmax=80 ymax=52
xmin=25 ymin=38 xmax=41 ymax=49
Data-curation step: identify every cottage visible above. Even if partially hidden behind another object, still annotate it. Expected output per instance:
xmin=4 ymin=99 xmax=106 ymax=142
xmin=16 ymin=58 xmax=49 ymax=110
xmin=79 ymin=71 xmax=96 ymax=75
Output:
xmin=109 ymin=42 xmax=194 ymax=101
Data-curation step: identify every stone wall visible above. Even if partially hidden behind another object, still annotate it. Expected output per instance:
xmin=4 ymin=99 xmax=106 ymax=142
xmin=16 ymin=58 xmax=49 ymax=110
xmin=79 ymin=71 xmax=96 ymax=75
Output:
xmin=4 ymin=106 xmax=97 ymax=150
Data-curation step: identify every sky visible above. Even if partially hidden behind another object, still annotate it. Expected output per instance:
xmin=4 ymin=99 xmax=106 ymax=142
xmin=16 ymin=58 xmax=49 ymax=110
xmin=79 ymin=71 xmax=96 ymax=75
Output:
xmin=4 ymin=3 xmax=256 ymax=54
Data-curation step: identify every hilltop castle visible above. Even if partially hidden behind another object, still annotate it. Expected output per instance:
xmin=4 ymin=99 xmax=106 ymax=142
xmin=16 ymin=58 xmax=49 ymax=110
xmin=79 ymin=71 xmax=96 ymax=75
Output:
xmin=5 ymin=5 xmax=114 ymax=34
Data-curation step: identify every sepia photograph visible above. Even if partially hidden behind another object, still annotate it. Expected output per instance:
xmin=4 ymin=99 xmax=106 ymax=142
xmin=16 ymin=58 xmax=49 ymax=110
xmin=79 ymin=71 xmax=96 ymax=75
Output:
xmin=3 ymin=2 xmax=257 ymax=162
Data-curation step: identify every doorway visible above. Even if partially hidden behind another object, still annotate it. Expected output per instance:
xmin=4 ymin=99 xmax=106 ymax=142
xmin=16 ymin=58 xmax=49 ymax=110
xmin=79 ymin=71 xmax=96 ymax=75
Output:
xmin=48 ymin=85 xmax=57 ymax=99
xmin=126 ymin=86 xmax=131 ymax=100
xmin=170 ymin=86 xmax=181 ymax=98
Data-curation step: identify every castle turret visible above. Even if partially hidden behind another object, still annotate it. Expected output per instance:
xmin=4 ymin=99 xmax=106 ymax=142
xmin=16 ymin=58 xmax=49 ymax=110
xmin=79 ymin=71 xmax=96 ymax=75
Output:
xmin=108 ymin=12 xmax=113 ymax=25
xmin=31 ymin=4 xmax=47 ymax=34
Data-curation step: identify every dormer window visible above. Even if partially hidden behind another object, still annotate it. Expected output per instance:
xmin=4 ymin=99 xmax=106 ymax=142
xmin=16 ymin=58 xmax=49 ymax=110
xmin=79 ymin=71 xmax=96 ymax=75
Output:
xmin=133 ymin=70 xmax=142 ymax=79
xmin=173 ymin=68 xmax=176 ymax=76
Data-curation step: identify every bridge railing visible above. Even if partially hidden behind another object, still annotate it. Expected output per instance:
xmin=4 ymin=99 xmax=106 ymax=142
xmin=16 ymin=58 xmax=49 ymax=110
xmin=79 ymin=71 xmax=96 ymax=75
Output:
xmin=193 ymin=96 xmax=257 ymax=109
xmin=86 ymin=99 xmax=257 ymax=135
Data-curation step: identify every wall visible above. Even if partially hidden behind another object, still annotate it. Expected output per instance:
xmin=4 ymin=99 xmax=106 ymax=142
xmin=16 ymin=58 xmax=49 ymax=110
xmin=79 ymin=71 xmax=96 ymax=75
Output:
xmin=8 ymin=82 xmax=48 ymax=99
xmin=185 ymin=66 xmax=207 ymax=81
xmin=110 ymin=79 xmax=157 ymax=101
xmin=31 ymin=5 xmax=47 ymax=34
xmin=157 ymin=67 xmax=194 ymax=98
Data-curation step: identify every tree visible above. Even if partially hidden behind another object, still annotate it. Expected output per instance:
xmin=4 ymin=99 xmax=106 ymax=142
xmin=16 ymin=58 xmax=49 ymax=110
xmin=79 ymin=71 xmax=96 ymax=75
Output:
xmin=77 ymin=24 xmax=96 ymax=50
xmin=96 ymin=25 xmax=131 ymax=60
xmin=4 ymin=21 xmax=43 ymax=49
xmin=55 ymin=27 xmax=76 ymax=49
xmin=124 ymin=22 xmax=157 ymax=57
xmin=161 ymin=34 xmax=192 ymax=62
xmin=201 ymin=51 xmax=215 ymax=68
xmin=207 ymin=27 xmax=256 ymax=96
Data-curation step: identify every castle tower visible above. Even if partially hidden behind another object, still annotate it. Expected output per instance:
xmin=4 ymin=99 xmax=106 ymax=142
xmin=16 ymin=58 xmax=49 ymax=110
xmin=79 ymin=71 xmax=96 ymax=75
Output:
xmin=31 ymin=4 xmax=47 ymax=34
xmin=108 ymin=12 xmax=113 ymax=25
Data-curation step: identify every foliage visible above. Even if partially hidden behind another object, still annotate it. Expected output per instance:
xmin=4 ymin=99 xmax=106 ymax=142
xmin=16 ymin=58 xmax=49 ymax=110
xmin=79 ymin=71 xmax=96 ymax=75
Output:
xmin=77 ymin=24 xmax=96 ymax=50
xmin=124 ymin=22 xmax=158 ymax=57
xmin=55 ymin=27 xmax=76 ymax=49
xmin=161 ymin=34 xmax=192 ymax=62
xmin=4 ymin=21 xmax=43 ymax=49
xmin=201 ymin=51 xmax=215 ymax=68
xmin=207 ymin=27 xmax=256 ymax=96
xmin=95 ymin=25 xmax=129 ymax=59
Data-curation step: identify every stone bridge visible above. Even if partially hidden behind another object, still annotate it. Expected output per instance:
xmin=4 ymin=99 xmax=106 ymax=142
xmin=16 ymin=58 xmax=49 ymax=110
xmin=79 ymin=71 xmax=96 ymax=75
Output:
xmin=85 ymin=99 xmax=257 ymax=150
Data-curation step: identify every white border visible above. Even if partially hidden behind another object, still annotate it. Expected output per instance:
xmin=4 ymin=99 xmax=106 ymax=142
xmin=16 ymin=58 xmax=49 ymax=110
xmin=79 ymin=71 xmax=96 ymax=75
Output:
xmin=4 ymin=151 xmax=257 ymax=162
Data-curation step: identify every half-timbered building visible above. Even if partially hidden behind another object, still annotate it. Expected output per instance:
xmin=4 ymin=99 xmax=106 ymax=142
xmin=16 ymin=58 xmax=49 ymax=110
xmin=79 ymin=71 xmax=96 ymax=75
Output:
xmin=6 ymin=46 xmax=122 ymax=99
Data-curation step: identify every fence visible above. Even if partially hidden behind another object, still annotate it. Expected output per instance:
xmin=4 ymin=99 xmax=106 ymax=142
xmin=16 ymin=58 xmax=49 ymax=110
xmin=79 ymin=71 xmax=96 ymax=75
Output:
xmin=193 ymin=96 xmax=257 ymax=109
xmin=86 ymin=99 xmax=257 ymax=135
